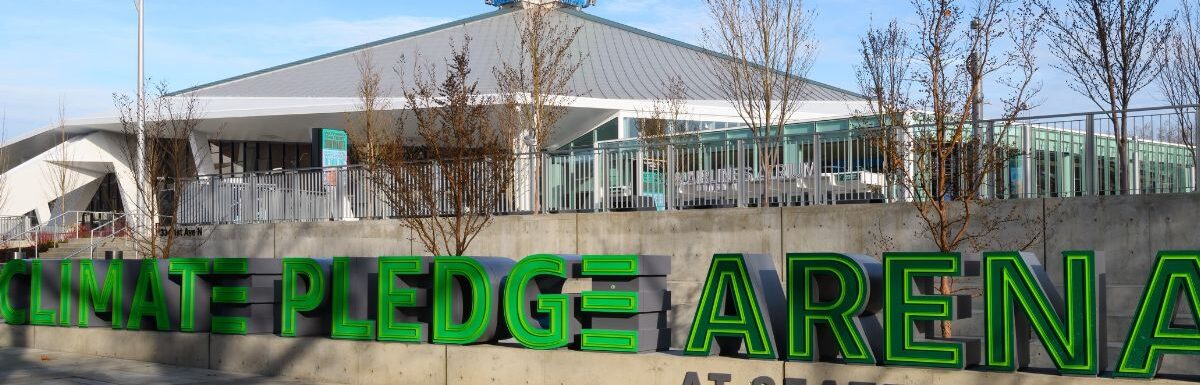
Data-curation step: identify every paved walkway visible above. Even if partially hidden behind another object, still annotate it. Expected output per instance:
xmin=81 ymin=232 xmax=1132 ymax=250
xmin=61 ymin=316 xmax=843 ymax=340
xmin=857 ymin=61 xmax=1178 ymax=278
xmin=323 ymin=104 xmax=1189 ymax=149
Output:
xmin=0 ymin=347 xmax=327 ymax=385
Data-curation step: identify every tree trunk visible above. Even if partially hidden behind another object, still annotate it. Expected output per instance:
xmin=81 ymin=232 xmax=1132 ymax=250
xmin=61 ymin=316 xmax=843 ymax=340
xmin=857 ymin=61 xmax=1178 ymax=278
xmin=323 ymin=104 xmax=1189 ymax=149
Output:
xmin=940 ymin=276 xmax=953 ymax=338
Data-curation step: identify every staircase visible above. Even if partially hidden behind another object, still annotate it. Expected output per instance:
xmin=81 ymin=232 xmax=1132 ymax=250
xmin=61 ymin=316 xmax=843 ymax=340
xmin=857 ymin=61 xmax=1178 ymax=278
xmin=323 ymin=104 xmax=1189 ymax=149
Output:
xmin=38 ymin=236 xmax=138 ymax=259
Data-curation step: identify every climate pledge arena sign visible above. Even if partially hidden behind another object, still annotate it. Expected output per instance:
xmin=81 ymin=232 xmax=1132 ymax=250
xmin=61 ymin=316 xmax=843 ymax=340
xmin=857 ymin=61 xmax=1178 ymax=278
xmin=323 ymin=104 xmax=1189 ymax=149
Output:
xmin=0 ymin=251 xmax=1198 ymax=381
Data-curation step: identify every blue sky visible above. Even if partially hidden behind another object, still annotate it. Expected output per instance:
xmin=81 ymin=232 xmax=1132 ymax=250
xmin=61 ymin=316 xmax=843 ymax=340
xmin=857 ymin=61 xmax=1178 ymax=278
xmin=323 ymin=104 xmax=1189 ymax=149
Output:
xmin=0 ymin=0 xmax=1172 ymax=137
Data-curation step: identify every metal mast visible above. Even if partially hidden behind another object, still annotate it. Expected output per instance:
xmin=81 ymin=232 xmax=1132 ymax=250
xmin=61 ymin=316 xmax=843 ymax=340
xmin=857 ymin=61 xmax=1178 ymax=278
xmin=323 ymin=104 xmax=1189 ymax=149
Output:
xmin=135 ymin=0 xmax=146 ymax=248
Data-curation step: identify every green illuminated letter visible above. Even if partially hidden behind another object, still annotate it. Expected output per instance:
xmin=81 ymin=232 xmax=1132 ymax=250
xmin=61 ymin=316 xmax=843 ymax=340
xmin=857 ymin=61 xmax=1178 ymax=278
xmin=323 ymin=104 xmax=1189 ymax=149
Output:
xmin=29 ymin=260 xmax=57 ymax=326
xmin=331 ymin=257 xmax=375 ymax=340
xmin=281 ymin=258 xmax=327 ymax=337
xmin=210 ymin=258 xmax=251 ymax=335
xmin=77 ymin=260 xmax=122 ymax=328
xmin=168 ymin=258 xmax=211 ymax=332
xmin=57 ymin=260 xmax=73 ymax=327
xmin=1115 ymin=251 xmax=1200 ymax=378
xmin=787 ymin=253 xmax=877 ymax=364
xmin=983 ymin=251 xmax=1101 ymax=374
xmin=432 ymin=256 xmax=504 ymax=344
xmin=577 ymin=254 xmax=672 ymax=353
xmin=0 ymin=260 xmax=30 ymax=325
xmin=684 ymin=253 xmax=781 ymax=359
xmin=377 ymin=256 xmax=428 ymax=342
xmin=883 ymin=252 xmax=972 ymax=369
xmin=127 ymin=260 xmax=171 ymax=331
xmin=503 ymin=254 xmax=578 ymax=350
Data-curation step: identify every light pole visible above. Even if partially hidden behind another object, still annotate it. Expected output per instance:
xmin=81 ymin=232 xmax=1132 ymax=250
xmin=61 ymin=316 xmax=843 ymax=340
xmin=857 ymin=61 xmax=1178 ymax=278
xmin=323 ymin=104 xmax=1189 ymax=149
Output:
xmin=134 ymin=0 xmax=146 ymax=256
xmin=968 ymin=17 xmax=985 ymax=199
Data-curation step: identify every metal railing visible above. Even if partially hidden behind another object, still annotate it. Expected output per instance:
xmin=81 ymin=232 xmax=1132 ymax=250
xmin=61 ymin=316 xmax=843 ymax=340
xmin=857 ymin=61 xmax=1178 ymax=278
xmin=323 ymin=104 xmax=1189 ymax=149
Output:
xmin=2 ymin=211 xmax=120 ymax=258
xmin=994 ymin=105 xmax=1199 ymax=198
xmin=84 ymin=213 xmax=129 ymax=259
xmin=0 ymin=216 xmax=27 ymax=245
xmin=172 ymin=132 xmax=897 ymax=225
xmin=172 ymin=106 xmax=1198 ymax=226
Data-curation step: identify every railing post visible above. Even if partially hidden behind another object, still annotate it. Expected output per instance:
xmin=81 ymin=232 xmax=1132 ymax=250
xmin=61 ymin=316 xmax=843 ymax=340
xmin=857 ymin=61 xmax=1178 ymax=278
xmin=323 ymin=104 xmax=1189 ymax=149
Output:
xmin=1193 ymin=107 xmax=1200 ymax=192
xmin=1021 ymin=122 xmax=1033 ymax=198
xmin=1085 ymin=113 xmax=1097 ymax=196
xmin=665 ymin=145 xmax=675 ymax=210
xmin=736 ymin=140 xmax=746 ymax=207
xmin=985 ymin=121 xmax=996 ymax=199
xmin=812 ymin=133 xmax=822 ymax=205
xmin=530 ymin=152 xmax=540 ymax=213
xmin=292 ymin=172 xmax=300 ymax=222
xmin=597 ymin=150 xmax=606 ymax=213
xmin=1130 ymin=138 xmax=1141 ymax=194
xmin=541 ymin=152 xmax=550 ymax=213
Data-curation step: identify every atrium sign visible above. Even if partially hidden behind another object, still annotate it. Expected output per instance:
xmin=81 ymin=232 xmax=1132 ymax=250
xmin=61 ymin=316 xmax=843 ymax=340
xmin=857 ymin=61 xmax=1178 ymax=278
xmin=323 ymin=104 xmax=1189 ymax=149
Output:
xmin=0 ymin=251 xmax=1197 ymax=380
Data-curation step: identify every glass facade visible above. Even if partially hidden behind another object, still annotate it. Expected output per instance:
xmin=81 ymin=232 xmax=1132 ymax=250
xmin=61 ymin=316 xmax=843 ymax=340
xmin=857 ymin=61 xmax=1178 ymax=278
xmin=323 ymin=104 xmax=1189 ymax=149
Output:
xmin=619 ymin=117 xmax=742 ymax=138
xmin=560 ymin=118 xmax=619 ymax=150
xmin=210 ymin=140 xmax=312 ymax=176
xmin=597 ymin=114 xmax=1196 ymax=199
xmin=559 ymin=116 xmax=747 ymax=151
xmin=85 ymin=173 xmax=123 ymax=213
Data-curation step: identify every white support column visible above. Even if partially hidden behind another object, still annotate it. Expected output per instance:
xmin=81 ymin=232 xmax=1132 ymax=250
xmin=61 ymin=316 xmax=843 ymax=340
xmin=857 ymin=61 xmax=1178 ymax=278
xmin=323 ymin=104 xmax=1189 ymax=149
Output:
xmin=188 ymin=131 xmax=217 ymax=175
xmin=1130 ymin=138 xmax=1141 ymax=194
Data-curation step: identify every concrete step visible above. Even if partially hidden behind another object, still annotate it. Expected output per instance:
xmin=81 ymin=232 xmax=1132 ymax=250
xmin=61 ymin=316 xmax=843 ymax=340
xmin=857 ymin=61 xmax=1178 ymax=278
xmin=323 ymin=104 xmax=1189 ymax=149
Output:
xmin=37 ymin=237 xmax=137 ymax=259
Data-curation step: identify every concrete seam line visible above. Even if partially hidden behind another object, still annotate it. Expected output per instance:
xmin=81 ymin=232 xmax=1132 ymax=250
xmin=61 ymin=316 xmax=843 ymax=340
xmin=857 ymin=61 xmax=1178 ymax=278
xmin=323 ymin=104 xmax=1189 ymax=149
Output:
xmin=778 ymin=206 xmax=784 ymax=283
xmin=1042 ymin=197 xmax=1048 ymax=265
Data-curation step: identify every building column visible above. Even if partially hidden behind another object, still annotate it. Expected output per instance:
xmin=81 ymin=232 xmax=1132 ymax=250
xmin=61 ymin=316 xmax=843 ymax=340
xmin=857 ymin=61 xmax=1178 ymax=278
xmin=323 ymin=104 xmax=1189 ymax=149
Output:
xmin=189 ymin=131 xmax=217 ymax=175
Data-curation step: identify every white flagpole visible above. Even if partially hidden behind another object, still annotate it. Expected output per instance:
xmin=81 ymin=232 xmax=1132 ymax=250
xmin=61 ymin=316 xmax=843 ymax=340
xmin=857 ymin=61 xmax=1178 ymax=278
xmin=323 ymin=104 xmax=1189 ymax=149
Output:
xmin=135 ymin=0 xmax=146 ymax=257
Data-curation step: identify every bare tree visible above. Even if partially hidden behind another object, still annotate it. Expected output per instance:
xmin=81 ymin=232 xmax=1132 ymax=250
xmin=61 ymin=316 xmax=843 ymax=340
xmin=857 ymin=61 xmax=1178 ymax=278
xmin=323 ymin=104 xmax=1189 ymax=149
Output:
xmin=348 ymin=50 xmax=394 ymax=173
xmin=703 ymin=0 xmax=817 ymax=204
xmin=1160 ymin=0 xmax=1200 ymax=166
xmin=42 ymin=100 xmax=80 ymax=230
xmin=114 ymin=82 xmax=204 ymax=259
xmin=635 ymin=76 xmax=691 ymax=144
xmin=371 ymin=38 xmax=517 ymax=256
xmin=1041 ymin=0 xmax=1173 ymax=194
xmin=347 ymin=51 xmax=395 ymax=218
xmin=857 ymin=0 xmax=1044 ymax=337
xmin=494 ymin=3 xmax=585 ymax=211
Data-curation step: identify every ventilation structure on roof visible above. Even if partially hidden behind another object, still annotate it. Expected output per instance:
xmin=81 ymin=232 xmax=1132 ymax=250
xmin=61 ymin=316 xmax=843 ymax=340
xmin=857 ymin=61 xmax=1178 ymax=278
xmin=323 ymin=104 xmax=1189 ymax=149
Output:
xmin=487 ymin=0 xmax=595 ymax=9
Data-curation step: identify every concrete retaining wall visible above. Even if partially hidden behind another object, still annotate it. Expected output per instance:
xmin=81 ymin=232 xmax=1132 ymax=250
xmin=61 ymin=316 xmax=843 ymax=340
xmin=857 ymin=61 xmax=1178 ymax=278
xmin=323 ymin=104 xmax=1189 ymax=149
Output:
xmin=17 ymin=193 xmax=1195 ymax=382
xmin=174 ymin=193 xmax=1200 ymax=343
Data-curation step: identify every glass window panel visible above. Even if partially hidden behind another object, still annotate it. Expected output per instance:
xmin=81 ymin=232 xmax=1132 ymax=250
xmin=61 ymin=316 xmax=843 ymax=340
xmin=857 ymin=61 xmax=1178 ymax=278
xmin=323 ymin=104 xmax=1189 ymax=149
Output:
xmin=245 ymin=143 xmax=258 ymax=172
xmin=284 ymin=143 xmax=298 ymax=170
xmin=209 ymin=141 xmax=220 ymax=175
xmin=595 ymin=118 xmax=619 ymax=142
xmin=256 ymin=142 xmax=269 ymax=171
xmin=271 ymin=143 xmax=285 ymax=170
xmin=298 ymin=144 xmax=312 ymax=168
xmin=218 ymin=142 xmax=230 ymax=175
xmin=232 ymin=142 xmax=244 ymax=174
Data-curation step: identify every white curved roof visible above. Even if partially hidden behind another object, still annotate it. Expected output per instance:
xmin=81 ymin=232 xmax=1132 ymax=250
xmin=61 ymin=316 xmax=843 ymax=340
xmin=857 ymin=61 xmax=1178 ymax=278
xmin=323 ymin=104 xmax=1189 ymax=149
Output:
xmin=173 ymin=8 xmax=863 ymax=102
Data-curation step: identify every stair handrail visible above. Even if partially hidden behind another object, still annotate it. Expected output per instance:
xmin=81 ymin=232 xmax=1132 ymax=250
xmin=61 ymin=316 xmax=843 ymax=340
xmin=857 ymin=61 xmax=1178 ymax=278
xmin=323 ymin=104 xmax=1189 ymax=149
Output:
xmin=0 ymin=215 xmax=28 ymax=249
xmin=83 ymin=213 xmax=129 ymax=260
xmin=2 ymin=211 xmax=116 ymax=259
